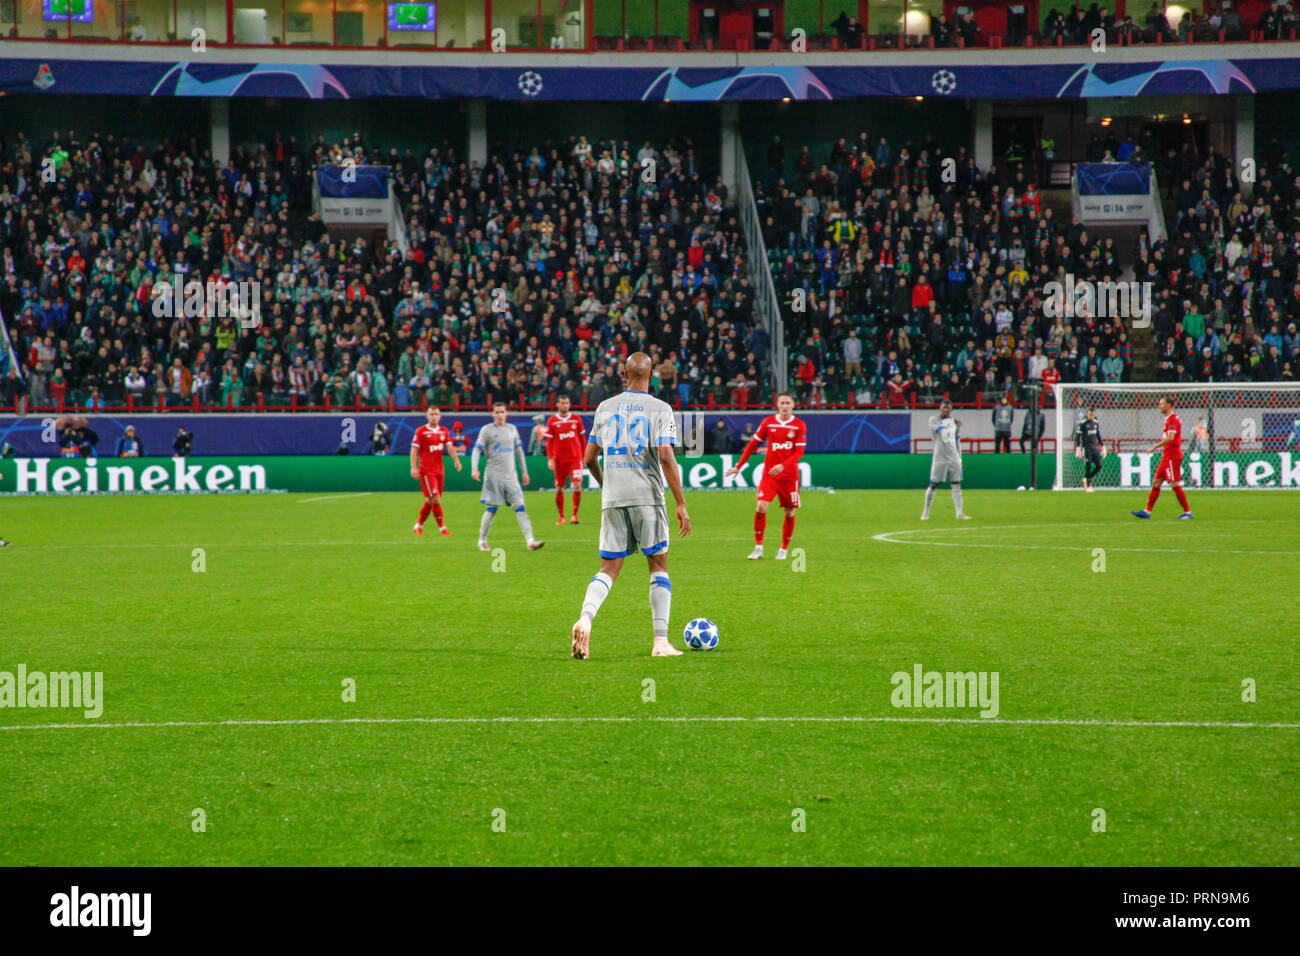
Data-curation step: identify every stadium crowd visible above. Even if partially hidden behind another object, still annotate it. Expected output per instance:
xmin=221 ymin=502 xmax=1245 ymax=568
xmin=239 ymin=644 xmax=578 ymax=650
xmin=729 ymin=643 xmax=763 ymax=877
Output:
xmin=758 ymin=128 xmax=1300 ymax=407
xmin=0 ymin=130 xmax=770 ymax=412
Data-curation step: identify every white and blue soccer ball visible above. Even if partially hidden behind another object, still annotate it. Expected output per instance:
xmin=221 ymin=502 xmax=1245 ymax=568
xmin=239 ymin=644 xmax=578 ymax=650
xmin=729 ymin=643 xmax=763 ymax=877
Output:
xmin=683 ymin=618 xmax=719 ymax=651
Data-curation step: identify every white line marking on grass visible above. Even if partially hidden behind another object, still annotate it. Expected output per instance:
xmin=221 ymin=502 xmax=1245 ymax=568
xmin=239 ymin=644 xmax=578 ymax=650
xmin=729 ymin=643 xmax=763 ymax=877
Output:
xmin=296 ymin=492 xmax=373 ymax=504
xmin=873 ymin=525 xmax=1300 ymax=556
xmin=2 ymin=715 xmax=1296 ymax=732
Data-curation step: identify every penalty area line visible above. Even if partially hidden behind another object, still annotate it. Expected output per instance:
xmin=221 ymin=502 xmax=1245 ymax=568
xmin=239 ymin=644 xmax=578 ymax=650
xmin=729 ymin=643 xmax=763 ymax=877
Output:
xmin=1 ymin=715 xmax=1297 ymax=732
xmin=296 ymin=492 xmax=374 ymax=504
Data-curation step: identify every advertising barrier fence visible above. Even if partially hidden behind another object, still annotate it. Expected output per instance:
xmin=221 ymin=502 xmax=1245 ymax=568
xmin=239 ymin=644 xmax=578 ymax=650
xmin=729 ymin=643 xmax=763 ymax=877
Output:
xmin=1 ymin=453 xmax=1058 ymax=494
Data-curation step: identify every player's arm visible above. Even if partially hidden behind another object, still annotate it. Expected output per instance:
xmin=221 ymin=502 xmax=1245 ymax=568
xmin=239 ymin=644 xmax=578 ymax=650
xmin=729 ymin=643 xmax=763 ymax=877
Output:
xmin=515 ymin=432 xmax=529 ymax=485
xmin=659 ymin=443 xmax=691 ymax=536
xmin=583 ymin=438 xmax=603 ymax=486
xmin=409 ymin=433 xmax=420 ymax=479
xmin=1149 ymin=428 xmax=1176 ymax=454
xmin=470 ymin=435 xmax=484 ymax=481
xmin=726 ymin=422 xmax=765 ymax=476
xmin=543 ymin=421 xmax=555 ymax=471
xmin=448 ymin=434 xmax=462 ymax=471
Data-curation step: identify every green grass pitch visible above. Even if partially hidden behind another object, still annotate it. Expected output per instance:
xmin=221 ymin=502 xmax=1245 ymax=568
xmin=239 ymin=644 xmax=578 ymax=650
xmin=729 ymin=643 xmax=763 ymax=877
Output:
xmin=1 ymin=487 xmax=1297 ymax=865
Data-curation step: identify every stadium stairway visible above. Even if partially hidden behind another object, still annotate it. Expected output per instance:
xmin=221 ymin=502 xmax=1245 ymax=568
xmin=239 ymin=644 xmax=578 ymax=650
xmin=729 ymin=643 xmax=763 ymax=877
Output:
xmin=1081 ymin=222 xmax=1159 ymax=379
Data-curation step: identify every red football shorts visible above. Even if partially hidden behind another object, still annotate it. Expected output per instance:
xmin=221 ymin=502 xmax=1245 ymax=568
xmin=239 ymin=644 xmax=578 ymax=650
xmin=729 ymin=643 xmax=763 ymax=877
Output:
xmin=553 ymin=460 xmax=583 ymax=487
xmin=758 ymin=474 xmax=801 ymax=509
xmin=1155 ymin=456 xmax=1182 ymax=484
xmin=419 ymin=471 xmax=445 ymax=497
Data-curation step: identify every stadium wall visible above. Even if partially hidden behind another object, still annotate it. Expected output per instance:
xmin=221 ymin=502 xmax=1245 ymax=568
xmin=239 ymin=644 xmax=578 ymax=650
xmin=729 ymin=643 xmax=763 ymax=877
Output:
xmin=0 ymin=453 xmax=1057 ymax=494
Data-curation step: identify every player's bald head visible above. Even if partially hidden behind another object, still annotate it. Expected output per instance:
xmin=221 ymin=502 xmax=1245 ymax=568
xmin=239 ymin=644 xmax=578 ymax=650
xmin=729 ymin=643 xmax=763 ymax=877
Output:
xmin=624 ymin=352 xmax=652 ymax=387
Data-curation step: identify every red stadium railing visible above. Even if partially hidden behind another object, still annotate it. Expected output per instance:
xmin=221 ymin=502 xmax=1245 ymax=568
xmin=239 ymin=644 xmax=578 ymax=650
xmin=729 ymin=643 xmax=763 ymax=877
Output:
xmin=912 ymin=437 xmax=1059 ymax=454
xmin=11 ymin=391 xmax=1046 ymax=416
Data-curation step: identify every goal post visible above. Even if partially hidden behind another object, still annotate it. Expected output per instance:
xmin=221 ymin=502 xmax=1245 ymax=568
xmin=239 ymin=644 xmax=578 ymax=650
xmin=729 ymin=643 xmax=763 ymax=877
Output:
xmin=1052 ymin=383 xmax=1300 ymax=490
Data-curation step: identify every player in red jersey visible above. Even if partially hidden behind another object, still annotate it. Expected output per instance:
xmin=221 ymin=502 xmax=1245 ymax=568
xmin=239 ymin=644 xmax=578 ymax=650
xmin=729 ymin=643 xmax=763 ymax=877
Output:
xmin=544 ymin=394 xmax=587 ymax=524
xmin=409 ymin=405 xmax=462 ymax=536
xmin=726 ymin=392 xmax=806 ymax=560
xmin=1132 ymin=393 xmax=1193 ymax=520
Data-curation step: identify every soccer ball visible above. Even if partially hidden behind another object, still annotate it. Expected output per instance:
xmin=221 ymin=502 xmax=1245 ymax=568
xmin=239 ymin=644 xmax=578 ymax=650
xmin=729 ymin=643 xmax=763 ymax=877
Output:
xmin=683 ymin=618 xmax=719 ymax=650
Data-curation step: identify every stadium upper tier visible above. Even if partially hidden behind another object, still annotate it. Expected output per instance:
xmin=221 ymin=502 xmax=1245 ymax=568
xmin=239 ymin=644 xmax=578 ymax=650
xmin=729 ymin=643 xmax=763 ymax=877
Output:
xmin=0 ymin=132 xmax=774 ymax=412
xmin=4 ymin=0 xmax=1296 ymax=52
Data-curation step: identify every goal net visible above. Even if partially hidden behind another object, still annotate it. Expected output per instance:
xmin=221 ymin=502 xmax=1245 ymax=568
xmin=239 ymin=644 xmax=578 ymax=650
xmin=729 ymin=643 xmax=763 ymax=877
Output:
xmin=1053 ymin=383 xmax=1300 ymax=490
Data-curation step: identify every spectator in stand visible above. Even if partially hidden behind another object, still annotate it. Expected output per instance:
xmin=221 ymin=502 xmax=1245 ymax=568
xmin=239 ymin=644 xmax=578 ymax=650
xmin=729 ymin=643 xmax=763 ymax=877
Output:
xmin=1020 ymin=407 xmax=1046 ymax=453
xmin=992 ymin=395 xmax=1014 ymax=452
xmin=115 ymin=425 xmax=144 ymax=458
xmin=843 ymin=328 xmax=863 ymax=380
xmin=705 ymin=418 xmax=735 ymax=454
xmin=2 ymin=131 xmax=760 ymax=414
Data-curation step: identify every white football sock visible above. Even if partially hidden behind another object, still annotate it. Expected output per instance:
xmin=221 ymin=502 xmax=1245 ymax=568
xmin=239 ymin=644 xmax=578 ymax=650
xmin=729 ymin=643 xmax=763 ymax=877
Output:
xmin=514 ymin=506 xmax=534 ymax=542
xmin=952 ymin=485 xmax=963 ymax=515
xmin=581 ymin=572 xmax=614 ymax=621
xmin=479 ymin=509 xmax=496 ymax=542
xmin=923 ymin=486 xmax=937 ymax=515
xmin=649 ymin=573 xmax=671 ymax=640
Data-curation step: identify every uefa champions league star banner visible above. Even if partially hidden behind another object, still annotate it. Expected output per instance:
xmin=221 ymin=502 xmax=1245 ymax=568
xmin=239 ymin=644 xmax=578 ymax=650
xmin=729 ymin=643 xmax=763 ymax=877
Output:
xmin=0 ymin=453 xmax=1059 ymax=494
xmin=0 ymin=57 xmax=1282 ymax=101
xmin=0 ymin=412 xmax=911 ymax=458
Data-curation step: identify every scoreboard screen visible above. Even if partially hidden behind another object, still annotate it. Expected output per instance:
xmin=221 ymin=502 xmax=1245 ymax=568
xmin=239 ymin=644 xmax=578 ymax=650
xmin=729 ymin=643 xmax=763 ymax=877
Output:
xmin=387 ymin=2 xmax=437 ymax=32
xmin=44 ymin=0 xmax=93 ymax=22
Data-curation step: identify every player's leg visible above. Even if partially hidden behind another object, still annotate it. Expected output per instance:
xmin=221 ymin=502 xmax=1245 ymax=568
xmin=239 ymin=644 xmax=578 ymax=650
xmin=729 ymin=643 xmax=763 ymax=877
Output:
xmin=573 ymin=509 xmax=631 ymax=658
xmin=415 ymin=474 xmax=435 ymax=534
xmin=1083 ymin=452 xmax=1100 ymax=491
xmin=951 ymin=481 xmax=970 ymax=519
xmin=922 ymin=481 xmax=939 ymax=519
xmin=776 ymin=486 xmax=800 ymax=559
xmin=750 ymin=487 xmax=772 ymax=559
xmin=478 ymin=505 xmax=498 ymax=548
xmin=431 ymin=489 xmax=449 ymax=535
xmin=507 ymin=482 xmax=543 ymax=549
xmin=479 ymin=476 xmax=498 ymax=547
xmin=554 ymin=467 xmax=566 ymax=523
xmin=1133 ymin=471 xmax=1164 ymax=518
xmin=642 ymin=504 xmax=680 ymax=656
xmin=569 ymin=471 xmax=582 ymax=523
xmin=1170 ymin=457 xmax=1191 ymax=516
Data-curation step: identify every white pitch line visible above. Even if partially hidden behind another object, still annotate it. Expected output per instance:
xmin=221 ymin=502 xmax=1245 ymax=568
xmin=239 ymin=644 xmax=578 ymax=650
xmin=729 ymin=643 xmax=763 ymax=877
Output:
xmin=1 ymin=715 xmax=1296 ymax=732
xmin=296 ymin=492 xmax=373 ymax=504
xmin=872 ymin=525 xmax=1300 ymax=556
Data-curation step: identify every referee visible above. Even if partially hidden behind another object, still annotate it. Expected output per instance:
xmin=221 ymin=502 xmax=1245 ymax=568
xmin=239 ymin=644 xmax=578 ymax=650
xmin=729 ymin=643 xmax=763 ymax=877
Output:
xmin=1075 ymin=407 xmax=1105 ymax=492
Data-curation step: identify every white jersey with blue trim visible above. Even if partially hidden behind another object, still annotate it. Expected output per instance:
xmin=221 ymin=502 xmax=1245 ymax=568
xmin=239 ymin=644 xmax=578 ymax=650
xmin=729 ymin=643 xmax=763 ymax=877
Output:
xmin=590 ymin=390 xmax=678 ymax=508
xmin=929 ymin=415 xmax=962 ymax=466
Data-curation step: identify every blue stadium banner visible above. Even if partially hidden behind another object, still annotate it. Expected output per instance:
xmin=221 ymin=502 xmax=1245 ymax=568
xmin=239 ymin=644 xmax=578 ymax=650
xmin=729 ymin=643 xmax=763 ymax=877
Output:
xmin=315 ymin=164 xmax=390 ymax=199
xmin=1075 ymin=163 xmax=1152 ymax=196
xmin=0 ymin=412 xmax=911 ymax=457
xmin=0 ymin=57 xmax=1274 ymax=102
